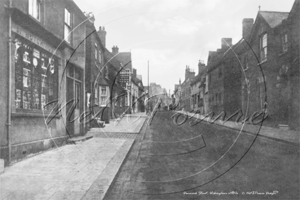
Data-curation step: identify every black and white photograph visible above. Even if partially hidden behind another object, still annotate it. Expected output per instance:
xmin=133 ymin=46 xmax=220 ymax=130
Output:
xmin=0 ymin=0 xmax=299 ymax=199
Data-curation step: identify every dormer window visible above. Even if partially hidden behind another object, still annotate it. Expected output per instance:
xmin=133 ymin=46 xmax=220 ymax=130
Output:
xmin=260 ymin=33 xmax=267 ymax=61
xmin=64 ymin=8 xmax=72 ymax=43
xmin=28 ymin=0 xmax=41 ymax=21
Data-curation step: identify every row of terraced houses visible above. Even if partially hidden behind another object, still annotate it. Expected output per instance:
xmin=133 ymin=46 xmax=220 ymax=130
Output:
xmin=173 ymin=0 xmax=299 ymax=131
xmin=0 ymin=0 xmax=145 ymax=166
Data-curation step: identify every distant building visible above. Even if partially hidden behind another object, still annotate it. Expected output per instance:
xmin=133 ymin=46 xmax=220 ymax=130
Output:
xmin=190 ymin=60 xmax=207 ymax=113
xmin=179 ymin=66 xmax=195 ymax=111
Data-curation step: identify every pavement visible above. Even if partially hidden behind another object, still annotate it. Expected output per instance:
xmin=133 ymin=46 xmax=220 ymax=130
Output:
xmin=0 ymin=113 xmax=147 ymax=200
xmin=87 ymin=112 xmax=147 ymax=136
xmin=177 ymin=110 xmax=299 ymax=145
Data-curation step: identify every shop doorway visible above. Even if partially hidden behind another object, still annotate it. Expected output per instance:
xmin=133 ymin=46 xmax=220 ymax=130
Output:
xmin=66 ymin=65 xmax=83 ymax=136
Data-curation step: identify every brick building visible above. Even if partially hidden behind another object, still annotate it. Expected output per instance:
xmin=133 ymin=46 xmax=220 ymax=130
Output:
xmin=85 ymin=19 xmax=113 ymax=125
xmin=0 ymin=0 xmax=87 ymax=165
xmin=206 ymin=0 xmax=299 ymax=130
xmin=179 ymin=66 xmax=195 ymax=111
xmin=240 ymin=0 xmax=299 ymax=130
xmin=190 ymin=60 xmax=206 ymax=113
xmin=207 ymin=38 xmax=243 ymax=116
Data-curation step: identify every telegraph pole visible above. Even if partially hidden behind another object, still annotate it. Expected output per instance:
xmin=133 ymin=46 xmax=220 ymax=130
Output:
xmin=147 ymin=60 xmax=149 ymax=114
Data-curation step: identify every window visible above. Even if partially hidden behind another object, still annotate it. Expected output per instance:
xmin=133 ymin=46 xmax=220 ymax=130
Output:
xmin=260 ymin=33 xmax=267 ymax=61
xmin=94 ymin=82 xmax=98 ymax=104
xmin=94 ymin=44 xmax=98 ymax=60
xmin=281 ymin=33 xmax=288 ymax=52
xmin=99 ymin=86 xmax=109 ymax=106
xmin=218 ymin=67 xmax=222 ymax=78
xmin=125 ymin=94 xmax=128 ymax=106
xmin=28 ymin=0 xmax=41 ymax=20
xmin=64 ymin=9 xmax=72 ymax=43
xmin=98 ymin=50 xmax=102 ymax=63
xmin=14 ymin=37 xmax=58 ymax=111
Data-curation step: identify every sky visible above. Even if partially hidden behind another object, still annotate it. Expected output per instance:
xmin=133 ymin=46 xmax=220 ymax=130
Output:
xmin=73 ymin=0 xmax=295 ymax=93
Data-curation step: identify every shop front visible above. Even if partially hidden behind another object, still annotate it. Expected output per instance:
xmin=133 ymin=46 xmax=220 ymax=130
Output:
xmin=8 ymin=22 xmax=66 ymax=161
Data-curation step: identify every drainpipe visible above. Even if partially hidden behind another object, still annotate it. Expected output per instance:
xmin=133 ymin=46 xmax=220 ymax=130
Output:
xmin=6 ymin=0 xmax=13 ymax=165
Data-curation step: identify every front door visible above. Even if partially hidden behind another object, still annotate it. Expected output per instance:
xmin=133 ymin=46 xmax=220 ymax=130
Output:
xmin=66 ymin=65 xmax=83 ymax=136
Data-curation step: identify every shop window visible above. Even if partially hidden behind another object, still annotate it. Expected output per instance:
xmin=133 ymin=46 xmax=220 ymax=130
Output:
xmin=260 ymin=33 xmax=267 ymax=61
xmin=281 ymin=33 xmax=288 ymax=52
xmin=14 ymin=37 xmax=58 ymax=111
xmin=64 ymin=8 xmax=72 ymax=43
xmin=28 ymin=0 xmax=41 ymax=21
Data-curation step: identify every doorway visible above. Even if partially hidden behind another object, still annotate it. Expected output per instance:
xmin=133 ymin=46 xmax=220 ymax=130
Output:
xmin=66 ymin=65 xmax=83 ymax=136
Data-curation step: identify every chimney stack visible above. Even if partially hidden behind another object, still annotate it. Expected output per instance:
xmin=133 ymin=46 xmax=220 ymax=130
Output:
xmin=198 ymin=60 xmax=205 ymax=75
xmin=112 ymin=46 xmax=119 ymax=55
xmin=221 ymin=38 xmax=232 ymax=49
xmin=97 ymin=26 xmax=106 ymax=47
xmin=242 ymin=18 xmax=254 ymax=40
xmin=132 ymin=68 xmax=137 ymax=79
xmin=185 ymin=66 xmax=195 ymax=80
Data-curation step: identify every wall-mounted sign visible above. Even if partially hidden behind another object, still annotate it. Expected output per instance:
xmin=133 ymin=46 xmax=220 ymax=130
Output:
xmin=12 ymin=22 xmax=60 ymax=57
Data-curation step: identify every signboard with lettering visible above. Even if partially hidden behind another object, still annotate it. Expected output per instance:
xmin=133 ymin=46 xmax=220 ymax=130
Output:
xmin=11 ymin=22 xmax=61 ymax=58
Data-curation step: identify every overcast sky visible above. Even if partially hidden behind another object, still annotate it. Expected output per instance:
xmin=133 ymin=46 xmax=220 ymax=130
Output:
xmin=74 ymin=0 xmax=295 ymax=93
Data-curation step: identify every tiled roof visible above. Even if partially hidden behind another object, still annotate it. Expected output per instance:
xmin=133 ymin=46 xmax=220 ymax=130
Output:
xmin=190 ymin=74 xmax=202 ymax=85
xmin=115 ymin=52 xmax=132 ymax=70
xmin=259 ymin=11 xmax=289 ymax=28
xmin=103 ymin=49 xmax=122 ymax=70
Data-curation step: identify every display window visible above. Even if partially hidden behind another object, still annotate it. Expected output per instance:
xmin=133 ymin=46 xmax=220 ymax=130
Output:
xmin=14 ymin=36 xmax=58 ymax=112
